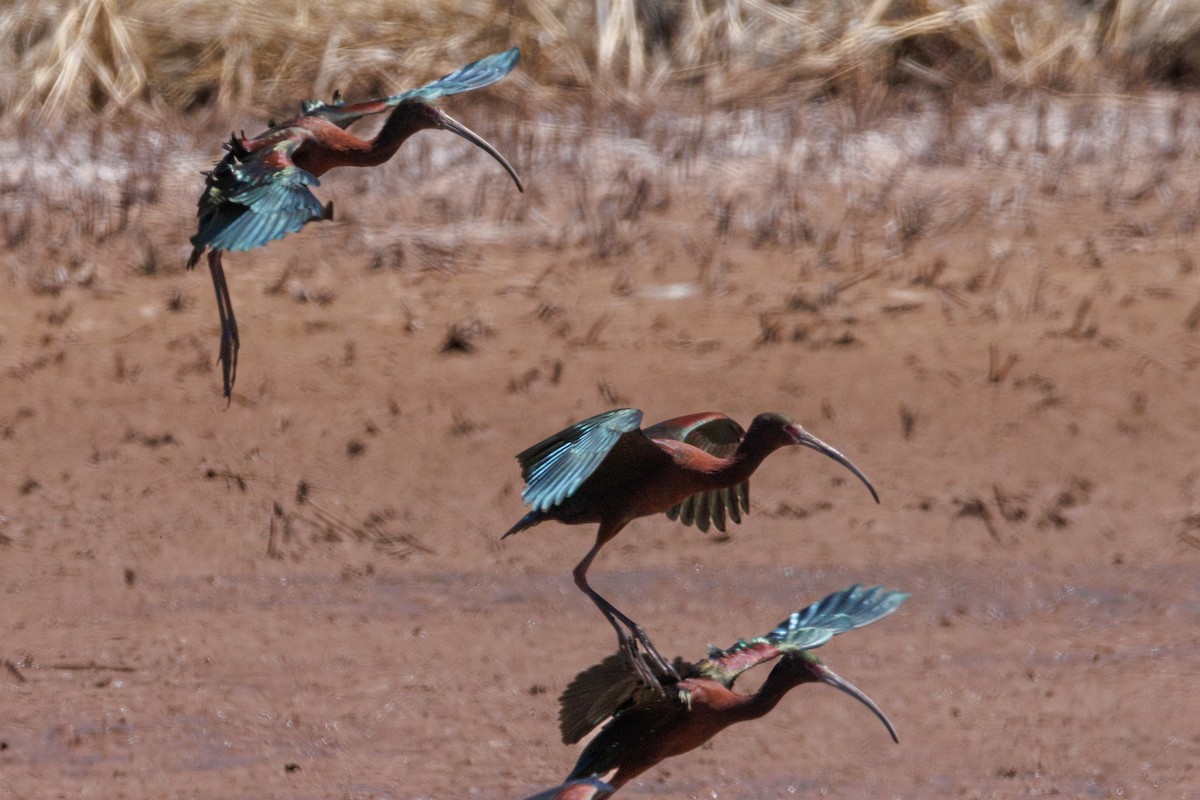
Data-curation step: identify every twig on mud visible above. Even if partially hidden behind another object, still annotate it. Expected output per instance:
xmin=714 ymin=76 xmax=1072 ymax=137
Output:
xmin=267 ymin=501 xmax=284 ymax=559
xmin=954 ymin=496 xmax=1000 ymax=543
xmin=1185 ymin=298 xmax=1200 ymax=332
xmin=4 ymin=659 xmax=27 ymax=682
xmin=304 ymin=500 xmax=364 ymax=541
xmin=298 ymin=500 xmax=435 ymax=557
xmin=1179 ymin=515 xmax=1200 ymax=550
xmin=373 ymin=531 xmax=436 ymax=557
xmin=579 ymin=314 xmax=612 ymax=347
xmin=819 ymin=268 xmax=881 ymax=306
xmin=597 ymin=379 xmax=627 ymax=406
xmin=48 ymin=661 xmax=135 ymax=672
xmin=987 ymin=344 xmax=1018 ymax=383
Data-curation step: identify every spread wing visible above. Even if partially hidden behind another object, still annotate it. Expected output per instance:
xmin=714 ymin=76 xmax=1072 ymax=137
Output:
xmin=555 ymin=586 xmax=908 ymax=777
xmin=558 ymin=654 xmax=643 ymax=745
xmin=698 ymin=584 xmax=909 ymax=685
xmin=189 ymin=131 xmax=330 ymax=262
xmin=643 ymin=412 xmax=748 ymax=533
xmin=565 ymin=694 xmax=683 ymax=782
xmin=302 ymin=48 xmax=520 ymax=129
xmin=557 ymin=653 xmax=691 ymax=746
xmin=517 ymin=408 xmax=662 ymax=512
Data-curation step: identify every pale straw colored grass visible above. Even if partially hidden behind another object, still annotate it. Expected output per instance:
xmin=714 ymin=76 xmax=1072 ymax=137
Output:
xmin=3 ymin=0 xmax=146 ymax=119
xmin=4 ymin=0 xmax=1200 ymax=121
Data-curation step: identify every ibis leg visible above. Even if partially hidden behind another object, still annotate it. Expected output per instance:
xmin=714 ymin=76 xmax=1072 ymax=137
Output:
xmin=573 ymin=541 xmax=679 ymax=691
xmin=207 ymin=250 xmax=239 ymax=401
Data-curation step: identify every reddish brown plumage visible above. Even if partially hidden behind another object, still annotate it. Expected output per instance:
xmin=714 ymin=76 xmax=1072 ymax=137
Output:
xmin=272 ymin=104 xmax=441 ymax=175
xmin=189 ymin=79 xmax=522 ymax=400
xmin=505 ymin=409 xmax=880 ymax=689
xmin=593 ymin=659 xmax=827 ymax=790
xmin=524 ymin=586 xmax=906 ymax=800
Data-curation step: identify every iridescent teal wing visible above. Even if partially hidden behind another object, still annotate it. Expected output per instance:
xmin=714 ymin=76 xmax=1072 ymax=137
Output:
xmin=303 ymin=48 xmax=520 ymax=129
xmin=642 ymin=412 xmax=748 ymax=533
xmin=516 ymin=408 xmax=654 ymax=512
xmin=394 ymin=47 xmax=520 ymax=102
xmin=699 ymin=585 xmax=909 ymax=684
xmin=189 ymin=131 xmax=331 ymax=262
xmin=557 ymin=587 xmax=908 ymax=780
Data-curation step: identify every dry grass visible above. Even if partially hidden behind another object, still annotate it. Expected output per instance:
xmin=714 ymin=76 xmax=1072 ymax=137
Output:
xmin=5 ymin=1 xmax=1200 ymax=350
xmin=5 ymin=0 xmax=1200 ymax=120
xmin=6 ymin=80 xmax=1197 ymax=334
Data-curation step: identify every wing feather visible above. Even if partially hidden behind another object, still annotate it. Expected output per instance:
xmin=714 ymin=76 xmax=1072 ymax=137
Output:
xmin=566 ymin=698 xmax=682 ymax=781
xmin=190 ymin=134 xmax=328 ymax=259
xmin=517 ymin=408 xmax=647 ymax=512
xmin=644 ymin=413 xmax=748 ymax=532
xmin=699 ymin=585 xmax=909 ymax=683
xmin=554 ymin=587 xmax=908 ymax=782
xmin=398 ymin=47 xmax=521 ymax=102
xmin=558 ymin=654 xmax=644 ymax=745
xmin=558 ymin=651 xmax=692 ymax=746
xmin=303 ymin=48 xmax=520 ymax=128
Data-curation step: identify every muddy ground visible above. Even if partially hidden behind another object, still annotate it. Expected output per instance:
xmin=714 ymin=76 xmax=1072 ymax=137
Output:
xmin=2 ymin=92 xmax=1200 ymax=799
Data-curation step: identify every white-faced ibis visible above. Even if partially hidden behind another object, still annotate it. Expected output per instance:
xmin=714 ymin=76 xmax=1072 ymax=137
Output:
xmin=525 ymin=584 xmax=905 ymax=799
xmin=502 ymin=408 xmax=879 ymax=688
xmin=187 ymin=48 xmax=524 ymax=399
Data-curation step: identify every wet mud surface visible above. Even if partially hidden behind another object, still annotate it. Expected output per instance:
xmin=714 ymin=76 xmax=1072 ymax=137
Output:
xmin=3 ymin=95 xmax=1200 ymax=798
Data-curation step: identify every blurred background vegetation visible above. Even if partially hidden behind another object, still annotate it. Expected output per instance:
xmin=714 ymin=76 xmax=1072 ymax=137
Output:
xmin=5 ymin=0 xmax=1200 ymax=121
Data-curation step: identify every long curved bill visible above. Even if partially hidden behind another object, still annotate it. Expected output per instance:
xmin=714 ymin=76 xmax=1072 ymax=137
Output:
xmin=789 ymin=425 xmax=879 ymax=503
xmin=437 ymin=110 xmax=524 ymax=192
xmin=815 ymin=662 xmax=899 ymax=743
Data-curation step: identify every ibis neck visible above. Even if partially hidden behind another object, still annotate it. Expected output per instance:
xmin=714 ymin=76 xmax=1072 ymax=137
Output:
xmin=703 ymin=432 xmax=785 ymax=488
xmin=729 ymin=660 xmax=811 ymax=722
xmin=352 ymin=105 xmax=427 ymax=167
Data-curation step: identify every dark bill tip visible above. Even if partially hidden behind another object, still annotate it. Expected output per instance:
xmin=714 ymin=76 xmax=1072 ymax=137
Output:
xmin=793 ymin=427 xmax=880 ymax=503
xmin=439 ymin=111 xmax=524 ymax=192
xmin=817 ymin=663 xmax=899 ymax=744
